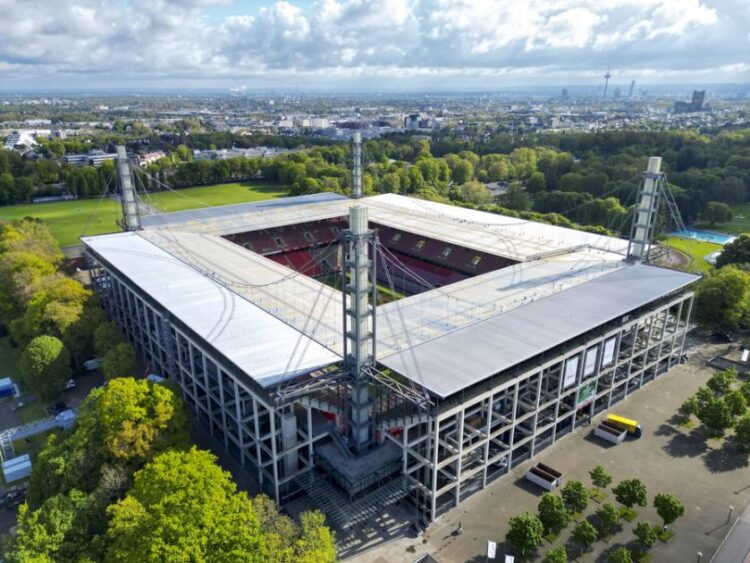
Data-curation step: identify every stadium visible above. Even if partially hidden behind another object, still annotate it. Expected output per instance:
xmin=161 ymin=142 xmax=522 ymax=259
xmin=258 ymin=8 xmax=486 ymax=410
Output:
xmin=82 ymin=148 xmax=699 ymax=530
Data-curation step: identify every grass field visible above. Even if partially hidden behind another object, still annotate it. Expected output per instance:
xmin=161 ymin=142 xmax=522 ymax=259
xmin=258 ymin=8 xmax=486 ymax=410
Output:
xmin=694 ymin=202 xmax=750 ymax=236
xmin=143 ymin=181 xmax=289 ymax=213
xmin=0 ymin=181 xmax=289 ymax=247
xmin=663 ymin=236 xmax=722 ymax=273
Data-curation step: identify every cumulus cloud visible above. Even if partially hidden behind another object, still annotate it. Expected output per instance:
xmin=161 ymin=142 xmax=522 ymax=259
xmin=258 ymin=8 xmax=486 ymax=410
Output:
xmin=0 ymin=0 xmax=747 ymax=88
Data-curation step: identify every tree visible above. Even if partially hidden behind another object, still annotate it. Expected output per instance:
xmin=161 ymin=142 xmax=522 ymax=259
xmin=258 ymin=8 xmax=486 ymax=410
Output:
xmin=538 ymin=493 xmax=570 ymax=534
xmin=736 ymin=415 xmax=750 ymax=452
xmin=94 ymin=321 xmax=126 ymax=358
xmin=725 ymin=390 xmax=747 ymax=417
xmin=559 ymin=172 xmax=583 ymax=192
xmin=589 ymin=464 xmax=612 ymax=493
xmin=106 ymin=447 xmax=335 ymax=562
xmin=608 ymin=546 xmax=633 ymax=563
xmin=695 ymin=266 xmax=750 ymax=333
xmin=702 ymin=201 xmax=733 ymax=226
xmin=5 ymin=490 xmax=89 ymax=562
xmin=718 ymin=234 xmax=750 ymax=268
xmin=653 ymin=494 xmax=685 ymax=529
xmin=561 ymin=480 xmax=589 ymax=514
xmin=459 ymin=180 xmax=493 ymax=204
xmin=542 ymin=545 xmax=567 ymax=563
xmin=571 ymin=520 xmax=597 ymax=553
xmin=634 ymin=521 xmax=658 ymax=550
xmin=595 ymin=503 xmax=620 ymax=536
xmin=499 ymin=184 xmax=531 ymax=211
xmin=526 ymin=171 xmax=546 ymax=193
xmin=613 ymin=479 xmax=648 ymax=511
xmin=707 ymin=369 xmax=737 ymax=395
xmin=19 ymin=335 xmax=72 ymax=402
xmin=679 ymin=395 xmax=699 ymax=418
xmin=697 ymin=395 xmax=735 ymax=437
xmin=10 ymin=275 xmax=92 ymax=347
xmin=102 ymin=342 xmax=137 ymax=380
xmin=452 ymin=159 xmax=474 ymax=184
xmin=505 ymin=513 xmax=543 ymax=558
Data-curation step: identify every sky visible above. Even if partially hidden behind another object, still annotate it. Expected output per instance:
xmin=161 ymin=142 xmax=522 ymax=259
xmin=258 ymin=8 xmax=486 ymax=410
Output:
xmin=0 ymin=0 xmax=748 ymax=92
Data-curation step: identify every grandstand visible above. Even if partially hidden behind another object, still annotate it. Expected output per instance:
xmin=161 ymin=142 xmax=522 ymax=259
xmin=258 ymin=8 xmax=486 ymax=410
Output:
xmin=82 ymin=155 xmax=699 ymax=529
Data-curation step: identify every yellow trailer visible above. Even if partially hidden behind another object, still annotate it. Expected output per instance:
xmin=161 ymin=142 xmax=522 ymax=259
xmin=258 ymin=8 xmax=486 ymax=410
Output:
xmin=606 ymin=414 xmax=642 ymax=438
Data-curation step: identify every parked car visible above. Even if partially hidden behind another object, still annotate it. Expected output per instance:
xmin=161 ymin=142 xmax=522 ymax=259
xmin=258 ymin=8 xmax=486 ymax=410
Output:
xmin=47 ymin=401 xmax=68 ymax=415
xmin=64 ymin=379 xmax=76 ymax=390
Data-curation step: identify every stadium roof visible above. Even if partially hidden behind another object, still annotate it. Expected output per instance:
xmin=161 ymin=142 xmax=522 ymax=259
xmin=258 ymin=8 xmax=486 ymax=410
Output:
xmin=83 ymin=232 xmax=340 ymax=388
xmin=380 ymin=264 xmax=699 ymax=398
xmin=140 ymin=193 xmax=630 ymax=262
xmin=85 ymin=193 xmax=698 ymax=398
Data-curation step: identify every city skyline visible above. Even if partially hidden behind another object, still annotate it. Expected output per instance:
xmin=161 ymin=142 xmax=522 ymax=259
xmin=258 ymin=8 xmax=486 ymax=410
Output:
xmin=0 ymin=0 xmax=748 ymax=91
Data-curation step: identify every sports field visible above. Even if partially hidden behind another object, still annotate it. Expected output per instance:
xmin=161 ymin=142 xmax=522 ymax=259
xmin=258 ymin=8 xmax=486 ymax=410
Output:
xmin=663 ymin=236 xmax=722 ymax=273
xmin=143 ymin=181 xmax=289 ymax=213
xmin=0 ymin=181 xmax=289 ymax=247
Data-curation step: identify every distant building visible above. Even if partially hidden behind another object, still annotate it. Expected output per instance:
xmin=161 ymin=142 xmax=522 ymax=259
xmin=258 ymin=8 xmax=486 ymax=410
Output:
xmin=691 ymin=90 xmax=706 ymax=111
xmin=561 ymin=88 xmax=569 ymax=100
xmin=404 ymin=113 xmax=421 ymax=130
xmin=3 ymin=130 xmax=38 ymax=150
xmin=63 ymin=150 xmax=117 ymax=167
xmin=135 ymin=151 xmax=166 ymax=167
xmin=674 ymin=90 xmax=707 ymax=113
xmin=613 ymin=87 xmax=622 ymax=100
xmin=628 ymin=80 xmax=636 ymax=98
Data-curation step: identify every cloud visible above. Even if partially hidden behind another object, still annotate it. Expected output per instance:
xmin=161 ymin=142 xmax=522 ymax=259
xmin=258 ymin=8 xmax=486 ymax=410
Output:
xmin=0 ymin=0 xmax=747 ymax=89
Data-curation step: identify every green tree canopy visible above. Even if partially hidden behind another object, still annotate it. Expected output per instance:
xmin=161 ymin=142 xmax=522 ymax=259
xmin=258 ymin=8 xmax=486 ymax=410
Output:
xmin=595 ymin=503 xmax=620 ymax=536
xmin=735 ymin=414 xmax=750 ymax=452
xmin=526 ymin=171 xmax=546 ymax=193
xmin=702 ymin=201 xmax=733 ymax=226
xmin=589 ymin=464 xmax=612 ymax=492
xmin=538 ymin=493 xmax=570 ymax=534
xmin=653 ymin=494 xmax=685 ymax=528
xmin=695 ymin=266 xmax=750 ymax=333
xmin=542 ymin=545 xmax=567 ymax=563
xmin=506 ymin=513 xmax=543 ymax=558
xmin=94 ymin=321 xmax=126 ymax=358
xmin=634 ymin=521 xmax=658 ymax=550
xmin=561 ymin=480 xmax=589 ymax=514
xmin=5 ymin=490 xmax=89 ymax=563
xmin=571 ymin=520 xmax=598 ymax=552
xmin=608 ymin=546 xmax=633 ymax=563
xmin=19 ymin=335 xmax=71 ymax=402
xmin=717 ymin=234 xmax=750 ymax=268
xmin=106 ymin=448 xmax=336 ymax=563
xmin=613 ymin=479 xmax=648 ymax=510
xmin=707 ymin=369 xmax=738 ymax=395
xmin=102 ymin=342 xmax=137 ymax=381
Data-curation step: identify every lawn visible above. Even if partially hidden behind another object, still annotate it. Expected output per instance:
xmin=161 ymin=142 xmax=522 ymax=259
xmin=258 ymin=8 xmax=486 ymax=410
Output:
xmin=0 ymin=198 xmax=122 ymax=248
xmin=143 ymin=181 xmax=289 ymax=213
xmin=0 ymin=181 xmax=290 ymax=247
xmin=663 ymin=236 xmax=722 ymax=273
xmin=693 ymin=202 xmax=750 ymax=236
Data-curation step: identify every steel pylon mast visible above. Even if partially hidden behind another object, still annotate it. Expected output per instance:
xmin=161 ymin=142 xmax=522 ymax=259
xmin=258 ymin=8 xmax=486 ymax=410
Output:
xmin=116 ymin=145 xmax=141 ymax=231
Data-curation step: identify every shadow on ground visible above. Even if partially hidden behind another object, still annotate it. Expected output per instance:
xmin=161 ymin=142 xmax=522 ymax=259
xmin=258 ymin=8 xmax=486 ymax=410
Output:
xmin=663 ymin=428 xmax=709 ymax=459
xmin=704 ymin=444 xmax=749 ymax=473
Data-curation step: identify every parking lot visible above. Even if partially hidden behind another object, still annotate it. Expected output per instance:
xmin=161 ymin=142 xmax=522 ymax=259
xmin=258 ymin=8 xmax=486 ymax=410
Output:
xmin=350 ymin=339 xmax=750 ymax=562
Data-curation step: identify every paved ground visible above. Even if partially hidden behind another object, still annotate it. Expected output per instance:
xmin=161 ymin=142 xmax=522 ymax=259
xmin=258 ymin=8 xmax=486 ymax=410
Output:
xmin=712 ymin=501 xmax=750 ymax=563
xmin=348 ymin=339 xmax=750 ymax=563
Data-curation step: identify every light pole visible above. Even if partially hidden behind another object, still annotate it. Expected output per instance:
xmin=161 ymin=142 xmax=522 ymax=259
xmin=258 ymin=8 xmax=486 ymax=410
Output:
xmin=697 ymin=551 xmax=703 ymax=563
xmin=729 ymin=505 xmax=735 ymax=523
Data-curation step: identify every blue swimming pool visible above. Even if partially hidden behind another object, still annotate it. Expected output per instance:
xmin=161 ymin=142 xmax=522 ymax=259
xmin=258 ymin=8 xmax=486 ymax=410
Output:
xmin=670 ymin=229 xmax=736 ymax=245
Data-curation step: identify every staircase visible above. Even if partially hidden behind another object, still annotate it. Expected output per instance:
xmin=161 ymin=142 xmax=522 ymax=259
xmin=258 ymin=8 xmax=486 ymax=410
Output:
xmin=296 ymin=471 xmax=411 ymax=530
